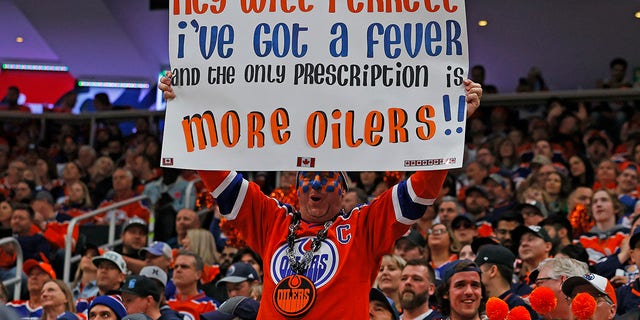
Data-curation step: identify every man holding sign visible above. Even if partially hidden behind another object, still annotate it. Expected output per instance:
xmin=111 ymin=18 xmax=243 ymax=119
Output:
xmin=159 ymin=74 xmax=481 ymax=318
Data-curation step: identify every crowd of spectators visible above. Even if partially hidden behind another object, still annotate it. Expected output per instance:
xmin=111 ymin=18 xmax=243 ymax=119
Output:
xmin=0 ymin=58 xmax=638 ymax=319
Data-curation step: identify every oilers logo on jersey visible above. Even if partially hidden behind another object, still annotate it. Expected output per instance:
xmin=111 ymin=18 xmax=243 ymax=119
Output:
xmin=270 ymin=237 xmax=340 ymax=288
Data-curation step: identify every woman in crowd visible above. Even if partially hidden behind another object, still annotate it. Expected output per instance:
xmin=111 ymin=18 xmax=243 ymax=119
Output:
xmin=517 ymin=185 xmax=549 ymax=222
xmin=543 ymin=171 xmax=569 ymax=215
xmin=494 ymin=137 xmax=520 ymax=173
xmin=34 ymin=158 xmax=58 ymax=193
xmin=50 ymin=161 xmax=84 ymax=204
xmin=568 ymin=153 xmax=595 ymax=188
xmin=40 ymin=279 xmax=79 ymax=320
xmin=578 ymin=189 xmax=629 ymax=265
xmin=181 ymin=228 xmax=222 ymax=295
xmin=180 ymin=228 xmax=220 ymax=266
xmin=375 ymin=254 xmax=405 ymax=315
xmin=427 ymin=223 xmax=460 ymax=279
xmin=593 ymin=159 xmax=618 ymax=190
xmin=58 ymin=181 xmax=94 ymax=219
xmin=458 ymin=243 xmax=475 ymax=261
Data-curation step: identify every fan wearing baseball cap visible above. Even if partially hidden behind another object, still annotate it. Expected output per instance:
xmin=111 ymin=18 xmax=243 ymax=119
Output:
xmin=114 ymin=217 xmax=149 ymax=274
xmin=474 ymin=245 xmax=538 ymax=319
xmin=512 ymin=225 xmax=553 ymax=287
xmin=561 ymin=273 xmax=616 ymax=320
xmin=436 ymin=260 xmax=484 ymax=320
xmin=216 ymin=262 xmax=261 ymax=299
xmin=76 ymin=251 xmax=128 ymax=314
xmin=394 ymin=229 xmax=427 ymax=261
xmin=201 ymin=296 xmax=259 ymax=320
xmin=120 ymin=275 xmax=164 ymax=320
xmin=369 ymin=288 xmax=399 ymax=320
xmin=138 ymin=267 xmax=182 ymax=320
xmin=7 ymin=259 xmax=56 ymax=319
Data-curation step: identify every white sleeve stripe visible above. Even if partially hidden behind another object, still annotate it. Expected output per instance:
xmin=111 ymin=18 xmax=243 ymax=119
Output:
xmin=211 ymin=171 xmax=237 ymax=197
xmin=226 ymin=179 xmax=249 ymax=221
xmin=406 ymin=178 xmax=436 ymax=205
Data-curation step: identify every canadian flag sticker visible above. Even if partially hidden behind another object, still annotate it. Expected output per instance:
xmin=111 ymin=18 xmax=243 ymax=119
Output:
xmin=162 ymin=158 xmax=174 ymax=166
xmin=296 ymin=157 xmax=316 ymax=168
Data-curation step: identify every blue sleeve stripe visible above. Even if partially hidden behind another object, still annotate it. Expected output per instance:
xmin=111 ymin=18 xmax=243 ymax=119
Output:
xmin=216 ymin=172 xmax=248 ymax=220
xmin=211 ymin=171 xmax=237 ymax=197
xmin=393 ymin=181 xmax=429 ymax=223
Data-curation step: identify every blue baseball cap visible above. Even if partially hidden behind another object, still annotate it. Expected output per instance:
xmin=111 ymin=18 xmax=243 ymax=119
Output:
xmin=139 ymin=241 xmax=172 ymax=260
xmin=216 ymin=262 xmax=260 ymax=287
xmin=201 ymin=296 xmax=259 ymax=320
xmin=369 ymin=288 xmax=400 ymax=320
xmin=441 ymin=260 xmax=481 ymax=283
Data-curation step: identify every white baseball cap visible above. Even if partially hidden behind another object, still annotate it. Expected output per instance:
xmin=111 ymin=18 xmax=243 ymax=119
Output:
xmin=93 ymin=251 xmax=128 ymax=274
xmin=561 ymin=273 xmax=616 ymax=305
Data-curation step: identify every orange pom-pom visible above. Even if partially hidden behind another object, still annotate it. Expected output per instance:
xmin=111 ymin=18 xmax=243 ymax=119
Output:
xmin=568 ymin=204 xmax=594 ymax=238
xmin=571 ymin=292 xmax=597 ymax=320
xmin=219 ymin=217 xmax=246 ymax=248
xmin=196 ymin=191 xmax=215 ymax=210
xmin=529 ymin=286 xmax=557 ymax=314
xmin=486 ymin=297 xmax=509 ymax=320
xmin=506 ymin=306 xmax=531 ymax=320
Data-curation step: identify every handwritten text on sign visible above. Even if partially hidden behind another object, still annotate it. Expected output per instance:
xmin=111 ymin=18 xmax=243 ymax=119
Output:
xmin=161 ymin=0 xmax=469 ymax=171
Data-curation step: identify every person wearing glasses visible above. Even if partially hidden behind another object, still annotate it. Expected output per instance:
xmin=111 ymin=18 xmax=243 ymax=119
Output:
xmin=450 ymin=214 xmax=477 ymax=245
xmin=427 ymin=223 xmax=460 ymax=280
xmin=561 ymin=273 xmax=616 ymax=320
xmin=166 ymin=250 xmax=217 ymax=320
xmin=530 ymin=257 xmax=588 ymax=320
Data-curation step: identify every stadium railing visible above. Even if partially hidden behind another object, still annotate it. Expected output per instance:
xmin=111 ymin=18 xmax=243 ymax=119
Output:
xmin=63 ymin=195 xmax=153 ymax=284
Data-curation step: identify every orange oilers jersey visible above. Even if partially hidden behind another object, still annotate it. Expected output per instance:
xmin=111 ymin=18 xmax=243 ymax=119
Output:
xmin=198 ymin=169 xmax=446 ymax=319
xmin=578 ymin=226 xmax=629 ymax=264
xmin=42 ymin=220 xmax=79 ymax=250
xmin=167 ymin=291 xmax=217 ymax=320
